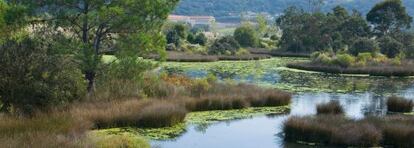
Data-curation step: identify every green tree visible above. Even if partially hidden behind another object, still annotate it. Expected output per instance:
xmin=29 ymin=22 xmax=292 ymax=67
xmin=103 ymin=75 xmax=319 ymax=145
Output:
xmin=256 ymin=14 xmax=267 ymax=36
xmin=234 ymin=23 xmax=259 ymax=47
xmin=378 ymin=36 xmax=405 ymax=58
xmin=367 ymin=0 xmax=413 ymax=35
xmin=21 ymin=0 xmax=179 ymax=92
xmin=349 ymin=37 xmax=380 ymax=56
xmin=208 ymin=36 xmax=240 ymax=55
xmin=0 ymin=35 xmax=86 ymax=113
xmin=194 ymin=33 xmax=207 ymax=46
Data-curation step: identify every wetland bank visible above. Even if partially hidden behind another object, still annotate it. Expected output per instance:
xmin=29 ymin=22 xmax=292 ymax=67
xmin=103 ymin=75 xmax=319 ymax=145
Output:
xmin=140 ymin=57 xmax=414 ymax=148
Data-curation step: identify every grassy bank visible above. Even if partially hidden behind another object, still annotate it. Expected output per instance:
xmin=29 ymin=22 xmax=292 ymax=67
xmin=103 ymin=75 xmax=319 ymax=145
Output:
xmin=0 ymin=75 xmax=291 ymax=147
xmin=287 ymin=62 xmax=414 ymax=77
xmin=146 ymin=51 xmax=272 ymax=62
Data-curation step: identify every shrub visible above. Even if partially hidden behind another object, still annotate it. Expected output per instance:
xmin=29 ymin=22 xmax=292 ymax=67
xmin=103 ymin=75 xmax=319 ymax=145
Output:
xmin=194 ymin=33 xmax=208 ymax=46
xmin=0 ymin=36 xmax=86 ymax=114
xmin=378 ymin=36 xmax=405 ymax=58
xmin=208 ymin=36 xmax=240 ymax=55
xmin=270 ymin=35 xmax=279 ymax=41
xmin=387 ymin=96 xmax=413 ymax=113
xmin=138 ymin=102 xmax=187 ymax=128
xmin=335 ymin=54 xmax=355 ymax=67
xmin=349 ymin=38 xmax=379 ymax=56
xmin=312 ymin=52 xmax=333 ymax=65
xmin=316 ymin=101 xmax=344 ymax=115
xmin=234 ymin=24 xmax=259 ymax=47
xmin=356 ymin=52 xmax=373 ymax=66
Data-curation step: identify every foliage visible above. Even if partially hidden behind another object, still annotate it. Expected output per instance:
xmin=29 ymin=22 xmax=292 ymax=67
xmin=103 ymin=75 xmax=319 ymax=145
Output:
xmin=234 ymin=24 xmax=259 ymax=47
xmin=21 ymin=0 xmax=180 ymax=92
xmin=349 ymin=38 xmax=379 ymax=56
xmin=335 ymin=54 xmax=355 ymax=67
xmin=208 ymin=36 xmax=240 ymax=55
xmin=367 ymin=0 xmax=413 ymax=35
xmin=378 ymin=36 xmax=405 ymax=58
xmin=0 ymin=36 xmax=86 ymax=113
xmin=166 ymin=23 xmax=189 ymax=47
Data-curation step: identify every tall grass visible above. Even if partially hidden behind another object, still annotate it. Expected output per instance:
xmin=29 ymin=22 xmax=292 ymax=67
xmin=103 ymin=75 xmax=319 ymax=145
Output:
xmin=316 ymin=101 xmax=344 ymax=115
xmin=0 ymin=74 xmax=292 ymax=147
xmin=284 ymin=115 xmax=414 ymax=147
xmin=387 ymin=96 xmax=414 ymax=113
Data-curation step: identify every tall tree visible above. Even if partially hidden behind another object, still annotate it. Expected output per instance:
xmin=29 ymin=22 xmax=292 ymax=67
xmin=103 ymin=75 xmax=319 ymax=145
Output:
xmin=18 ymin=0 xmax=179 ymax=92
xmin=367 ymin=0 xmax=413 ymax=35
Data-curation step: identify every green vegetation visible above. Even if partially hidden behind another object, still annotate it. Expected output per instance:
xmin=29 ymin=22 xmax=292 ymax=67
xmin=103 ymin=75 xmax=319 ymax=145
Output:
xmin=100 ymin=105 xmax=290 ymax=140
xmin=280 ymin=1 xmax=414 ymax=76
xmin=234 ymin=23 xmax=259 ymax=48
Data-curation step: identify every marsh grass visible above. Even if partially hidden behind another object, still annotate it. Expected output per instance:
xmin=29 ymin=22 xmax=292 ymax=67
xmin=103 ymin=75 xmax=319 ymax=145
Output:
xmin=284 ymin=115 xmax=414 ymax=147
xmin=0 ymin=74 xmax=291 ymax=147
xmin=316 ymin=101 xmax=344 ymax=115
xmin=387 ymin=96 xmax=414 ymax=113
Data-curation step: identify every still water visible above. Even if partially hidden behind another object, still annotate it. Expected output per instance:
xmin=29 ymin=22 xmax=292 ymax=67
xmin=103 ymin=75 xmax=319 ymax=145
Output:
xmin=152 ymin=58 xmax=414 ymax=148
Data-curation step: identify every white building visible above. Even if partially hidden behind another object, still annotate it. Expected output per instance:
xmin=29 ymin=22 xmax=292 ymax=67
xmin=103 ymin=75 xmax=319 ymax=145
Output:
xmin=168 ymin=15 xmax=216 ymax=27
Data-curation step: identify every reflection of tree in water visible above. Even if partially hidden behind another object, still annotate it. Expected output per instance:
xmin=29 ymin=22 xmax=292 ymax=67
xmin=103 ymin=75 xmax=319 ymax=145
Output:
xmin=278 ymin=70 xmax=414 ymax=93
xmin=361 ymin=95 xmax=387 ymax=116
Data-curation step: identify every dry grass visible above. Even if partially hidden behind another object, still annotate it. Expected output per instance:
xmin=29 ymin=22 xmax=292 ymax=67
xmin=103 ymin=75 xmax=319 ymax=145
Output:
xmin=284 ymin=115 xmax=414 ymax=147
xmin=137 ymin=102 xmax=187 ymax=128
xmin=0 ymin=75 xmax=292 ymax=147
xmin=387 ymin=96 xmax=414 ymax=113
xmin=316 ymin=101 xmax=344 ymax=115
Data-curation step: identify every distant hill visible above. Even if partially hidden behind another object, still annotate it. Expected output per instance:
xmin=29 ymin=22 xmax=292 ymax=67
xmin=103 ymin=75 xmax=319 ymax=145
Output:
xmin=174 ymin=0 xmax=414 ymax=21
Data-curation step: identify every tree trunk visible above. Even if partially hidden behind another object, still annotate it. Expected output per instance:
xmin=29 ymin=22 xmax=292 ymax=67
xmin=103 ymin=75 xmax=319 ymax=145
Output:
xmin=0 ymin=101 xmax=10 ymax=113
xmin=85 ymin=71 xmax=96 ymax=93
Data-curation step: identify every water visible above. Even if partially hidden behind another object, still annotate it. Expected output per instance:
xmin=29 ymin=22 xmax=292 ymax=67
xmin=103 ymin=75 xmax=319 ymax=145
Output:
xmin=152 ymin=58 xmax=414 ymax=148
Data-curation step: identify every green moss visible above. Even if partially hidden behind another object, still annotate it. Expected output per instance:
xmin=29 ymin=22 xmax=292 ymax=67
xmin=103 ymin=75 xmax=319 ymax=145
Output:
xmin=93 ymin=106 xmax=290 ymax=141
xmin=89 ymin=128 xmax=150 ymax=148
xmin=134 ymin=123 xmax=186 ymax=140
xmin=186 ymin=105 xmax=290 ymax=125
xmin=404 ymin=112 xmax=414 ymax=115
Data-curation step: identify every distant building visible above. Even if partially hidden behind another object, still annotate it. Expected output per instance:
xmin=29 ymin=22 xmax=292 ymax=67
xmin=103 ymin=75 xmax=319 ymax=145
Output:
xmin=168 ymin=15 xmax=216 ymax=27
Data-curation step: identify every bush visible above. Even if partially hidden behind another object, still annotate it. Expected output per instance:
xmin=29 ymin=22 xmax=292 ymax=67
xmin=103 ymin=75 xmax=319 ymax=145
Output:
xmin=387 ymin=96 xmax=413 ymax=113
xmin=208 ymin=36 xmax=240 ymax=55
xmin=335 ymin=54 xmax=355 ymax=67
xmin=194 ymin=33 xmax=207 ymax=46
xmin=0 ymin=36 xmax=86 ymax=114
xmin=316 ymin=101 xmax=344 ymax=115
xmin=234 ymin=24 xmax=259 ymax=47
xmin=312 ymin=52 xmax=333 ymax=65
xmin=356 ymin=52 xmax=373 ymax=66
xmin=349 ymin=38 xmax=379 ymax=56
xmin=378 ymin=36 xmax=405 ymax=58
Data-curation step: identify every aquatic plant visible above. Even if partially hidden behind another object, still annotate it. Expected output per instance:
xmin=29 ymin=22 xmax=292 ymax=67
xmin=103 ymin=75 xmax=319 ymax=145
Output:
xmin=283 ymin=115 xmax=414 ymax=147
xmin=138 ymin=102 xmax=188 ymax=128
xmin=387 ymin=96 xmax=414 ymax=113
xmin=316 ymin=100 xmax=344 ymax=115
